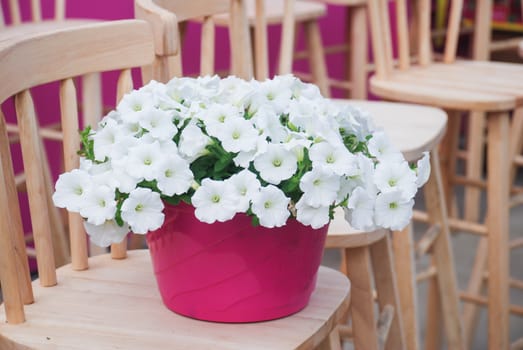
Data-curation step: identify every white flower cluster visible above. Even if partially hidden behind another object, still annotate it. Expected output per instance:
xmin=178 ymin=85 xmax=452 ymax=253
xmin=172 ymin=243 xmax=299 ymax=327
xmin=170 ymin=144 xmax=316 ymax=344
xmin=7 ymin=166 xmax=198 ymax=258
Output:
xmin=52 ymin=75 xmax=430 ymax=247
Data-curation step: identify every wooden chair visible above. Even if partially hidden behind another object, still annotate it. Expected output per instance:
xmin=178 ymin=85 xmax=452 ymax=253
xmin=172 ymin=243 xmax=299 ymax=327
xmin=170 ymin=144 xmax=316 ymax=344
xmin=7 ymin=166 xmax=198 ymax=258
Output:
xmin=367 ymin=0 xmax=523 ymax=348
xmin=326 ymin=101 xmax=463 ymax=350
xmin=1 ymin=0 xmax=107 ymax=262
xmin=0 ymin=19 xmax=351 ymax=349
xmin=209 ymin=0 xmax=330 ymax=96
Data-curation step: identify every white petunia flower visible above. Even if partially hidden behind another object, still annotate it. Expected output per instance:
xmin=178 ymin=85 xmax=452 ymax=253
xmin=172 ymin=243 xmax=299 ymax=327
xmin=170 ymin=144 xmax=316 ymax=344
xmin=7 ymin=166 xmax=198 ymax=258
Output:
xmin=253 ymin=144 xmax=297 ymax=185
xmin=374 ymin=190 xmax=414 ymax=230
xmin=247 ymin=79 xmax=293 ymax=115
xmin=79 ymin=185 xmax=117 ymax=225
xmin=251 ymin=185 xmax=290 ymax=228
xmin=156 ymin=154 xmax=194 ymax=196
xmin=191 ymin=179 xmax=238 ymax=223
xmin=125 ymin=141 xmax=163 ymax=181
xmin=368 ymin=130 xmax=403 ymax=162
xmin=251 ymin=105 xmax=288 ymax=143
xmin=345 ymin=186 xmax=376 ymax=231
xmin=295 ymin=197 xmax=330 ymax=229
xmin=201 ymin=104 xmax=242 ymax=134
xmin=91 ymin=118 xmax=120 ymax=162
xmin=84 ymin=220 xmax=129 ymax=248
xmin=374 ymin=160 xmax=417 ymax=200
xmin=139 ymin=108 xmax=177 ymax=141
xmin=415 ymin=152 xmax=431 ymax=187
xmin=105 ymin=158 xmax=141 ymax=193
xmin=117 ymin=90 xmax=155 ymax=124
xmin=121 ymin=188 xmax=164 ymax=234
xmin=309 ymin=142 xmax=356 ymax=176
xmin=299 ymin=167 xmax=340 ymax=207
xmin=178 ymin=121 xmax=211 ymax=160
xmin=208 ymin=117 xmax=258 ymax=153
xmin=228 ymin=170 xmax=261 ymax=212
xmin=52 ymin=169 xmax=93 ymax=212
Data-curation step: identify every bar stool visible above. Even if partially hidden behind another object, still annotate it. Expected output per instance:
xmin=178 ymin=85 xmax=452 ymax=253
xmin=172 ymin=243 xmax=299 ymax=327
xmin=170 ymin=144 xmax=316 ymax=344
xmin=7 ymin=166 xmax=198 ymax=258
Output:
xmin=327 ymin=101 xmax=464 ymax=350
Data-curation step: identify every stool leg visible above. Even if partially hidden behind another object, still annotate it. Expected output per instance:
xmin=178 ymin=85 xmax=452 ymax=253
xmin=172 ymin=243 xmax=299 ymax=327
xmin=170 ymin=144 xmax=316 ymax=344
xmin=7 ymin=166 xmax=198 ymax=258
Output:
xmin=317 ymin=327 xmax=343 ymax=350
xmin=369 ymin=234 xmax=405 ymax=350
xmin=424 ymin=273 xmax=443 ymax=350
xmin=345 ymin=246 xmax=380 ymax=350
xmin=486 ymin=111 xmax=510 ymax=350
xmin=424 ymin=149 xmax=465 ymax=350
xmin=463 ymin=112 xmax=486 ymax=223
xmin=462 ymin=237 xmax=487 ymax=348
xmin=392 ymin=224 xmax=419 ymax=350
xmin=440 ymin=110 xmax=462 ymax=217
xmin=304 ymin=19 xmax=330 ymax=98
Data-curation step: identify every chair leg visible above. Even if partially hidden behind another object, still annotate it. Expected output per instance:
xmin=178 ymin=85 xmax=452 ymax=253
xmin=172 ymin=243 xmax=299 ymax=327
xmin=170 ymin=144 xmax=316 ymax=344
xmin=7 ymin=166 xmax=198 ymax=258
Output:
xmin=423 ymin=149 xmax=465 ymax=350
xmin=392 ymin=224 xmax=419 ymax=350
xmin=485 ymin=111 xmax=510 ymax=350
xmin=347 ymin=4 xmax=368 ymax=100
xmin=369 ymin=234 xmax=405 ymax=350
xmin=304 ymin=19 xmax=330 ymax=98
xmin=345 ymin=246 xmax=380 ymax=350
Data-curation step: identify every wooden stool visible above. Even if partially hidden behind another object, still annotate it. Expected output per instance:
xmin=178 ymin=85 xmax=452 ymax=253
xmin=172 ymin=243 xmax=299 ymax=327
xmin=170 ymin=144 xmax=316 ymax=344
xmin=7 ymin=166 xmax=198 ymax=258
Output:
xmin=326 ymin=221 xmax=404 ymax=350
xmin=327 ymin=101 xmax=463 ymax=350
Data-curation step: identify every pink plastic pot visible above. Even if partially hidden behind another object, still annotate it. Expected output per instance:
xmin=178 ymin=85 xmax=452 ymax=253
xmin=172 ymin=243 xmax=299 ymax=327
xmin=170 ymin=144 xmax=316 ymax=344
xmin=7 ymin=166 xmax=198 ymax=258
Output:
xmin=146 ymin=202 xmax=328 ymax=323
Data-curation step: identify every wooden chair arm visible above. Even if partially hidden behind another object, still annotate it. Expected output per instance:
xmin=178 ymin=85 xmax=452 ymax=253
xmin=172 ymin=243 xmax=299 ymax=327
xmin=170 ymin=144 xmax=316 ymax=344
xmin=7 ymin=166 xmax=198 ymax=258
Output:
xmin=134 ymin=0 xmax=179 ymax=56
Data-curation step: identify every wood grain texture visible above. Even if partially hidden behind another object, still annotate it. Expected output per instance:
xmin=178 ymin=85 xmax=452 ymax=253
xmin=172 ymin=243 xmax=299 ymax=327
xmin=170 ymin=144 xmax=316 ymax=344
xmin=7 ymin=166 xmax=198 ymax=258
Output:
xmin=0 ymin=250 xmax=350 ymax=350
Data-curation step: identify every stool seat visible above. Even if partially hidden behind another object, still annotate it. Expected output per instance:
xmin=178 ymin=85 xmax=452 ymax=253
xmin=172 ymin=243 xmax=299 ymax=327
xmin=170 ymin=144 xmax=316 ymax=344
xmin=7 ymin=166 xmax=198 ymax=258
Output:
xmin=326 ymin=208 xmax=386 ymax=249
xmin=212 ymin=0 xmax=326 ymax=25
xmin=337 ymin=100 xmax=447 ymax=162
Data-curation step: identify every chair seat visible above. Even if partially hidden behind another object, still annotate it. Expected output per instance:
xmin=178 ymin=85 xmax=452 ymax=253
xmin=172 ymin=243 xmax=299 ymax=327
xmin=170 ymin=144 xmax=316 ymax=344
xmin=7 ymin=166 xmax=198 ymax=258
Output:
xmin=335 ymin=100 xmax=447 ymax=162
xmin=212 ymin=0 xmax=326 ymax=26
xmin=0 ymin=250 xmax=350 ymax=350
xmin=370 ymin=61 xmax=523 ymax=112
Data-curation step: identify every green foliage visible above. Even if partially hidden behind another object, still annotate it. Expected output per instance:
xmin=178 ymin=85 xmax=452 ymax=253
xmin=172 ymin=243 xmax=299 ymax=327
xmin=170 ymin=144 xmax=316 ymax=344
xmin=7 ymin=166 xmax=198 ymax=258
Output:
xmin=78 ymin=126 xmax=95 ymax=161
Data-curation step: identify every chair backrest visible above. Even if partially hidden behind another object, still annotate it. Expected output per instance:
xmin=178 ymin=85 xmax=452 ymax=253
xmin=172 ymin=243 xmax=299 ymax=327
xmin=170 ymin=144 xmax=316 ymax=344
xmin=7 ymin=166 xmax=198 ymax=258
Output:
xmin=135 ymin=0 xmax=253 ymax=81
xmin=0 ymin=19 xmax=155 ymax=324
xmin=0 ymin=0 xmax=65 ymax=26
xmin=368 ymin=0 xmax=465 ymax=79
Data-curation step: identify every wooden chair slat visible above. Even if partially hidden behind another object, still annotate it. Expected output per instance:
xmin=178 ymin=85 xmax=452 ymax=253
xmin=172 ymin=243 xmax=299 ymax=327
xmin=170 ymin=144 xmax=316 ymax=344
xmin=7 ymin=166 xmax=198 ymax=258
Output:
xmin=55 ymin=0 xmax=65 ymax=20
xmin=0 ymin=113 xmax=27 ymax=324
xmin=8 ymin=0 xmax=21 ymax=25
xmin=30 ymin=0 xmax=42 ymax=22
xmin=15 ymin=90 xmax=57 ymax=287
